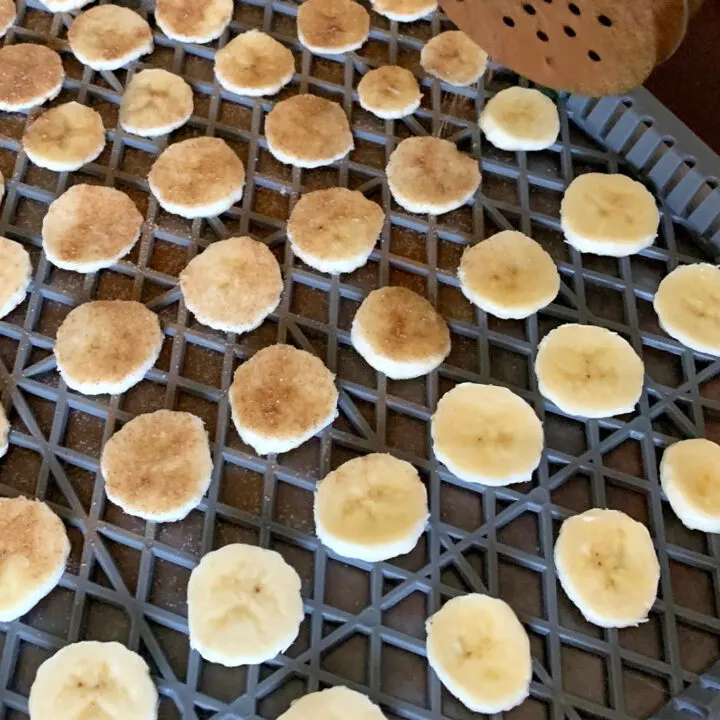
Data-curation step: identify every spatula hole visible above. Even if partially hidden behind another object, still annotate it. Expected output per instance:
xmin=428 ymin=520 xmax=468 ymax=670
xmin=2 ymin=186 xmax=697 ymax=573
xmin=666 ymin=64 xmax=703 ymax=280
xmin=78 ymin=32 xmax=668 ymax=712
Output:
xmin=598 ymin=14 xmax=612 ymax=26
xmin=537 ymin=30 xmax=549 ymax=41
xmin=588 ymin=49 xmax=601 ymax=61
xmin=522 ymin=3 xmax=536 ymax=14
xmin=568 ymin=2 xmax=580 ymax=14
xmin=563 ymin=25 xmax=576 ymax=37
xmin=503 ymin=15 xmax=515 ymax=27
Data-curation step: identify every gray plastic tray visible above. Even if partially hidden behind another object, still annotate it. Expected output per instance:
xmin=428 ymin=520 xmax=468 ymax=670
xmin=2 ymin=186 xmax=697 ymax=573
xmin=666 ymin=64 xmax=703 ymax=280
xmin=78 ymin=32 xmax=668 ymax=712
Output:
xmin=1 ymin=0 xmax=720 ymax=718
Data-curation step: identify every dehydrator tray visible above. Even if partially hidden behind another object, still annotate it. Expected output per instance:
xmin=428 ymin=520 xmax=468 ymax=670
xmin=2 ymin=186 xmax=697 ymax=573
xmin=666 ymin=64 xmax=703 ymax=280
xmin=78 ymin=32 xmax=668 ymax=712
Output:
xmin=1 ymin=0 xmax=720 ymax=718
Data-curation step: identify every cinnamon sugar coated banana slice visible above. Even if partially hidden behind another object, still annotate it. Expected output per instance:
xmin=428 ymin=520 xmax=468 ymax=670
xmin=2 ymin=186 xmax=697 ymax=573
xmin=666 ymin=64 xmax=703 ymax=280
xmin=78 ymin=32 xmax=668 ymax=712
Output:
xmin=297 ymin=0 xmax=370 ymax=54
xmin=0 ymin=237 xmax=31 ymax=320
xmin=370 ymin=0 xmax=436 ymax=21
xmin=351 ymin=286 xmax=450 ymax=379
xmin=357 ymin=65 xmax=421 ymax=119
xmin=229 ymin=344 xmax=338 ymax=455
xmin=0 ymin=404 xmax=8 ymax=458
xmin=215 ymin=30 xmax=294 ymax=96
xmin=156 ymin=0 xmax=232 ymax=42
xmin=179 ymin=236 xmax=283 ymax=333
xmin=120 ymin=69 xmax=193 ymax=137
xmin=287 ymin=188 xmax=384 ymax=274
xmin=68 ymin=5 xmax=153 ymax=71
xmin=421 ymin=31 xmax=488 ymax=86
xmin=387 ymin=136 xmax=480 ymax=215
xmin=0 ymin=44 xmax=64 ymax=111
xmin=148 ymin=137 xmax=245 ymax=218
xmin=101 ymin=410 xmax=213 ymax=522
xmin=42 ymin=185 xmax=143 ymax=273
xmin=0 ymin=0 xmax=16 ymax=40
xmin=22 ymin=102 xmax=105 ymax=172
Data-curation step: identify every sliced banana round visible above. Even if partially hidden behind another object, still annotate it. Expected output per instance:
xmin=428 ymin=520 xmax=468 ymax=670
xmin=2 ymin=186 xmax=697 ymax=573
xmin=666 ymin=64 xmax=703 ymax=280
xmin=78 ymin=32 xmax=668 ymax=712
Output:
xmin=653 ymin=263 xmax=720 ymax=356
xmin=101 ymin=410 xmax=213 ymax=522
xmin=121 ymin=69 xmax=193 ymax=138
xmin=148 ymin=137 xmax=245 ymax=218
xmin=229 ymin=344 xmax=338 ymax=455
xmin=287 ymin=187 xmax=384 ymax=274
xmin=479 ymin=87 xmax=559 ymax=152
xmin=370 ymin=0 xmax=436 ymax=21
xmin=279 ymin=686 xmax=386 ymax=720
xmin=0 ymin=44 xmax=64 ymax=111
xmin=386 ymin=137 xmax=480 ymax=215
xmin=215 ymin=30 xmax=294 ymax=97
xmin=351 ymin=286 xmax=450 ymax=379
xmin=421 ymin=31 xmax=488 ymax=87
xmin=155 ymin=0 xmax=232 ymax=43
xmin=315 ymin=453 xmax=428 ymax=562
xmin=188 ymin=543 xmax=304 ymax=666
xmin=0 ymin=0 xmax=16 ymax=40
xmin=265 ymin=94 xmax=353 ymax=168
xmin=561 ymin=173 xmax=659 ymax=256
xmin=41 ymin=0 xmax=90 ymax=11
xmin=29 ymin=641 xmax=158 ymax=720
xmin=431 ymin=383 xmax=543 ymax=486
xmin=660 ymin=438 xmax=720 ymax=533
xmin=55 ymin=300 xmax=163 ymax=395
xmin=358 ymin=65 xmax=421 ymax=120
xmin=22 ymin=102 xmax=105 ymax=172
xmin=0 ymin=403 xmax=8 ymax=458
xmin=458 ymin=230 xmax=560 ymax=319
xmin=68 ymin=4 xmax=153 ymax=71
xmin=426 ymin=594 xmax=532 ymax=714
xmin=179 ymin=236 xmax=282 ymax=333
xmin=297 ymin=0 xmax=370 ymax=54
xmin=535 ymin=324 xmax=644 ymax=418
xmin=555 ymin=508 xmax=660 ymax=628
xmin=0 ymin=497 xmax=70 ymax=622
xmin=0 ymin=237 xmax=32 ymax=320
xmin=42 ymin=185 xmax=143 ymax=273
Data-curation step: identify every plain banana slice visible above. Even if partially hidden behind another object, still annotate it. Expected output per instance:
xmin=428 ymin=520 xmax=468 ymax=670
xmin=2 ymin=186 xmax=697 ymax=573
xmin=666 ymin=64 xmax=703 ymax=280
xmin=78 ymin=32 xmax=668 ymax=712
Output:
xmin=29 ymin=641 xmax=158 ymax=720
xmin=357 ymin=66 xmax=421 ymax=120
xmin=0 ymin=403 xmax=8 ymax=458
xmin=279 ymin=686 xmax=386 ymax=720
xmin=155 ymin=0 xmax=232 ymax=43
xmin=458 ymin=230 xmax=560 ymax=319
xmin=0 ymin=497 xmax=70 ymax=622
xmin=0 ymin=44 xmax=64 ymax=111
xmin=215 ymin=30 xmax=294 ymax=97
xmin=22 ymin=102 xmax=105 ymax=172
xmin=386 ymin=137 xmax=480 ymax=215
xmin=555 ymin=508 xmax=660 ymax=628
xmin=370 ymin=0 xmax=436 ymax=21
xmin=535 ymin=324 xmax=644 ymax=418
xmin=653 ymin=263 xmax=720 ymax=356
xmin=421 ymin=31 xmax=488 ymax=87
xmin=314 ymin=453 xmax=428 ymax=562
xmin=0 ymin=236 xmax=32 ymax=320
xmin=426 ymin=594 xmax=532 ymax=714
xmin=120 ymin=69 xmax=193 ymax=137
xmin=188 ymin=543 xmax=304 ymax=666
xmin=560 ymin=173 xmax=659 ymax=256
xmin=297 ymin=0 xmax=370 ymax=54
xmin=431 ymin=383 xmax=543 ymax=486
xmin=660 ymin=438 xmax=720 ymax=532
xmin=479 ymin=87 xmax=559 ymax=152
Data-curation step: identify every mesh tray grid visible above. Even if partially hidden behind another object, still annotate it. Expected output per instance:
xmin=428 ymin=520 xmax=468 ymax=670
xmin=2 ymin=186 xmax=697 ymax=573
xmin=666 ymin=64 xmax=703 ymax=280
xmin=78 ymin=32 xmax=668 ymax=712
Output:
xmin=1 ymin=0 xmax=720 ymax=718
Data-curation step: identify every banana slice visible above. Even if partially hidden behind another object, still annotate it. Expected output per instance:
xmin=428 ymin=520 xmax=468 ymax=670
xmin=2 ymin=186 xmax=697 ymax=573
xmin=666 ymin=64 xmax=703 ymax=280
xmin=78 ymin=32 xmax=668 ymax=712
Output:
xmin=287 ymin=188 xmax=384 ymax=274
xmin=386 ymin=137 xmax=480 ymax=215
xmin=265 ymin=94 xmax=353 ymax=168
xmin=0 ymin=236 xmax=32 ymax=320
xmin=653 ymin=263 xmax=720 ymax=356
xmin=431 ymin=383 xmax=543 ymax=486
xmin=298 ymin=0 xmax=370 ymax=54
xmin=29 ymin=641 xmax=158 ymax=720
xmin=121 ymin=69 xmax=193 ymax=138
xmin=0 ymin=497 xmax=70 ymax=622
xmin=426 ymin=594 xmax=532 ymax=714
xmin=660 ymin=438 xmax=720 ymax=532
xmin=22 ymin=102 xmax=105 ymax=172
xmin=479 ymin=87 xmax=559 ymax=152
xmin=68 ymin=5 xmax=153 ymax=71
xmin=458 ymin=230 xmax=560 ymax=319
xmin=0 ymin=0 xmax=16 ymax=40
xmin=279 ymin=686 xmax=386 ymax=720
xmin=0 ymin=44 xmax=64 ymax=112
xmin=370 ymin=0 xmax=436 ymax=21
xmin=555 ymin=508 xmax=660 ymax=628
xmin=155 ymin=0 xmax=232 ymax=43
xmin=215 ymin=30 xmax=294 ymax=97
xmin=0 ymin=403 xmax=8 ymax=458
xmin=421 ymin=31 xmax=488 ymax=87
xmin=535 ymin=324 xmax=644 ymax=418
xmin=188 ymin=543 xmax=304 ymax=666
xmin=357 ymin=66 xmax=421 ymax=120
xmin=560 ymin=173 xmax=659 ymax=256
xmin=314 ymin=453 xmax=428 ymax=562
